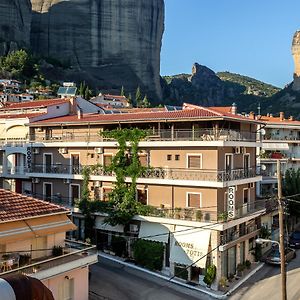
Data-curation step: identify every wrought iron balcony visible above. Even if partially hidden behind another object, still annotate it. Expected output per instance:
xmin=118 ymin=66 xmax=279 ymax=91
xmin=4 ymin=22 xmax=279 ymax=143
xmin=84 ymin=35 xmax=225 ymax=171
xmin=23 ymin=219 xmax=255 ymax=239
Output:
xmin=28 ymin=164 xmax=260 ymax=182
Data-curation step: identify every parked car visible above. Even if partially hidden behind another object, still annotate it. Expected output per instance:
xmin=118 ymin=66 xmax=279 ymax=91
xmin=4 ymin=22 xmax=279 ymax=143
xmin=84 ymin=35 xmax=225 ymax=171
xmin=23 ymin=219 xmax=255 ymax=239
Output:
xmin=265 ymin=247 xmax=296 ymax=265
xmin=289 ymin=231 xmax=300 ymax=248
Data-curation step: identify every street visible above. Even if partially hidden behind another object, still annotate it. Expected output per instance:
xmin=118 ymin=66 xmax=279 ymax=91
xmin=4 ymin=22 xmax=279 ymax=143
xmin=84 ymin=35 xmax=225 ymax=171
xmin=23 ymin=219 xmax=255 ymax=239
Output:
xmin=89 ymin=252 xmax=300 ymax=300
xmin=230 ymin=249 xmax=300 ymax=300
xmin=89 ymin=257 xmax=213 ymax=300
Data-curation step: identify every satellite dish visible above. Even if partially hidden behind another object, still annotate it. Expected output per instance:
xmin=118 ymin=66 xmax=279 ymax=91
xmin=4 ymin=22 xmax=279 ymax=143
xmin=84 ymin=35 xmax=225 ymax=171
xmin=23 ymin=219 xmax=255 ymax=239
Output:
xmin=261 ymin=164 xmax=267 ymax=171
xmin=261 ymin=129 xmax=266 ymax=135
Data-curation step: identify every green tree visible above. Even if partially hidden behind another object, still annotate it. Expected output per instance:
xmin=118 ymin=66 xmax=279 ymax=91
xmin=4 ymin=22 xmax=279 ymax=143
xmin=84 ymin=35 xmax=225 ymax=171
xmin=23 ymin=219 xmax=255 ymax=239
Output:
xmin=120 ymin=86 xmax=125 ymax=96
xmin=142 ymin=95 xmax=150 ymax=108
xmin=135 ymin=86 xmax=142 ymax=108
xmin=84 ymin=85 xmax=92 ymax=100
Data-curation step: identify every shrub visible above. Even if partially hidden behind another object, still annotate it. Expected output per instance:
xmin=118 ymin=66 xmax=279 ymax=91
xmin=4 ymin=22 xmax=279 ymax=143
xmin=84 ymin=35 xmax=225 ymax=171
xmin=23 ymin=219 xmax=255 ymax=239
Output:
xmin=111 ymin=236 xmax=127 ymax=257
xmin=245 ymin=260 xmax=251 ymax=269
xmin=133 ymin=239 xmax=164 ymax=271
xmin=203 ymin=265 xmax=216 ymax=286
xmin=52 ymin=245 xmax=63 ymax=257
xmin=174 ymin=265 xmax=188 ymax=280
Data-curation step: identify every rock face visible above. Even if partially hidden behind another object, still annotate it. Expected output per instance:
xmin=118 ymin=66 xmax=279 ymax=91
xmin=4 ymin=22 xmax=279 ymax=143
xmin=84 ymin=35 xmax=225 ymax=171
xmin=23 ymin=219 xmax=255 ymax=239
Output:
xmin=30 ymin=0 xmax=164 ymax=99
xmin=0 ymin=0 xmax=32 ymax=55
xmin=292 ymin=31 xmax=300 ymax=91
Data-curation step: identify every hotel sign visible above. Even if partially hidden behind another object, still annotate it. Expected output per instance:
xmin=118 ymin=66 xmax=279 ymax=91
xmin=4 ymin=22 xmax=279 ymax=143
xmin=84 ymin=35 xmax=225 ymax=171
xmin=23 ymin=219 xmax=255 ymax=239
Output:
xmin=227 ymin=186 xmax=235 ymax=219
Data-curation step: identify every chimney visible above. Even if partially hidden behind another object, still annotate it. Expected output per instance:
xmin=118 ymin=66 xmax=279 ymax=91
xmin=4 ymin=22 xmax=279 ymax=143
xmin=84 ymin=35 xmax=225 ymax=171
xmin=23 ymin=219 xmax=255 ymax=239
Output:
xmin=249 ymin=111 xmax=255 ymax=120
xmin=289 ymin=115 xmax=294 ymax=121
xmin=77 ymin=108 xmax=83 ymax=119
xmin=267 ymin=113 xmax=270 ymax=117
xmin=279 ymin=112 xmax=284 ymax=121
xmin=231 ymin=103 xmax=237 ymax=115
xmin=69 ymin=97 xmax=77 ymax=115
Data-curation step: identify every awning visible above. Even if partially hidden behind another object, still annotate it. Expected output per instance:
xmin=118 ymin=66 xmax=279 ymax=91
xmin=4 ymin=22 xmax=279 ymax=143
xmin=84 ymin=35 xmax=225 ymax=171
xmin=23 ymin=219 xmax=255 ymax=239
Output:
xmin=95 ymin=216 xmax=124 ymax=233
xmin=263 ymin=143 xmax=289 ymax=150
xmin=0 ymin=214 xmax=76 ymax=243
xmin=170 ymin=226 xmax=211 ymax=268
xmin=138 ymin=222 xmax=172 ymax=243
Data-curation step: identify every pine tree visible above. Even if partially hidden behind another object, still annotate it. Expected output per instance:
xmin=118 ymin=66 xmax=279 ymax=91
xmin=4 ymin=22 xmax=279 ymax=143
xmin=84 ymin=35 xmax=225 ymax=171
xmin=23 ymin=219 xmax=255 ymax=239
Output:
xmin=142 ymin=95 xmax=150 ymax=108
xmin=120 ymin=86 xmax=125 ymax=96
xmin=135 ymin=86 xmax=142 ymax=108
xmin=84 ymin=86 xmax=92 ymax=100
xmin=79 ymin=81 xmax=86 ymax=98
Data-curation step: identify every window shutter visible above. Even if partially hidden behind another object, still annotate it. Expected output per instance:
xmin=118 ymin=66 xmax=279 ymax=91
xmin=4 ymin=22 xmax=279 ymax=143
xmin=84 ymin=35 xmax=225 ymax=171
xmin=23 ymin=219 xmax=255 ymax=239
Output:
xmin=103 ymin=155 xmax=112 ymax=166
xmin=188 ymin=193 xmax=201 ymax=207
xmin=139 ymin=155 xmax=148 ymax=167
xmin=188 ymin=155 xmax=201 ymax=169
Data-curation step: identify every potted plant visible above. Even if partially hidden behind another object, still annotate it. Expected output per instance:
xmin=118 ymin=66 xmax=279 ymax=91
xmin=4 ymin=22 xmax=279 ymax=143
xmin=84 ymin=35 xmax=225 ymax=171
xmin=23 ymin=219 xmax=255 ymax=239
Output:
xmin=218 ymin=212 xmax=228 ymax=222
xmin=203 ymin=265 xmax=216 ymax=288
xmin=218 ymin=276 xmax=228 ymax=291
xmin=174 ymin=207 xmax=182 ymax=219
xmin=236 ymin=263 xmax=245 ymax=277
xmin=196 ymin=210 xmax=203 ymax=221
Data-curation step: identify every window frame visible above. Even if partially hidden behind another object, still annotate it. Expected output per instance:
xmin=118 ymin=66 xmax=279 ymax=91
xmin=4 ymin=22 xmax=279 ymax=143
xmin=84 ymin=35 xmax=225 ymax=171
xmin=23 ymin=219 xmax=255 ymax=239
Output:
xmin=186 ymin=153 xmax=203 ymax=169
xmin=186 ymin=192 xmax=202 ymax=208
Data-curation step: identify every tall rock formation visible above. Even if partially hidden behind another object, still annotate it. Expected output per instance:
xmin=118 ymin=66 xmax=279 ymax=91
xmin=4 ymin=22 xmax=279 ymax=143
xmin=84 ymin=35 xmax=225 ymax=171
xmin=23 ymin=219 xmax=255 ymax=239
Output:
xmin=292 ymin=30 xmax=300 ymax=91
xmin=30 ymin=0 xmax=164 ymax=99
xmin=0 ymin=0 xmax=32 ymax=55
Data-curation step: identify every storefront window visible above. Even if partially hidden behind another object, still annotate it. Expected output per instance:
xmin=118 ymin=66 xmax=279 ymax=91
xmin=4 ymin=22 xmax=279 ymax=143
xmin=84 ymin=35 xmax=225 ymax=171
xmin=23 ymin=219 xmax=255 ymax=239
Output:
xmin=228 ymin=246 xmax=236 ymax=277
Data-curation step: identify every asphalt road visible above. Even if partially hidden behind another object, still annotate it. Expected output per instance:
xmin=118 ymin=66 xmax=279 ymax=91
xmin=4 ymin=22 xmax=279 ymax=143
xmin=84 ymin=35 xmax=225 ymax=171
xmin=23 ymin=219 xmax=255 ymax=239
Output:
xmin=89 ymin=257 xmax=213 ymax=300
xmin=89 ymin=251 xmax=300 ymax=300
xmin=230 ymin=249 xmax=300 ymax=300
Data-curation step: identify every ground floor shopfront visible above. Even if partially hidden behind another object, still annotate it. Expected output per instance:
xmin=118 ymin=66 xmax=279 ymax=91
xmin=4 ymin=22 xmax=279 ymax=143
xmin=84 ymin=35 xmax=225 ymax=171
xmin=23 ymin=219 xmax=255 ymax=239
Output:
xmin=90 ymin=214 xmax=262 ymax=290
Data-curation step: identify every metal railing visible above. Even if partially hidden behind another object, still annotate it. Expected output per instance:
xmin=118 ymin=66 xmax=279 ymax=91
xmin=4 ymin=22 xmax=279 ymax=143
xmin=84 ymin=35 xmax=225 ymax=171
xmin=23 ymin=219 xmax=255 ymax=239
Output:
xmin=29 ymin=128 xmax=257 ymax=143
xmin=0 ymin=240 xmax=97 ymax=277
xmin=28 ymin=164 xmax=260 ymax=182
xmin=6 ymin=166 xmax=29 ymax=175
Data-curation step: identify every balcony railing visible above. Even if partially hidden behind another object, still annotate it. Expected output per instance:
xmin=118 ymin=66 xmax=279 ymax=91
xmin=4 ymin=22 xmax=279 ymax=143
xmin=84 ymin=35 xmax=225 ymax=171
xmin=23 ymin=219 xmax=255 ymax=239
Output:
xmin=0 ymin=138 xmax=28 ymax=147
xmin=0 ymin=240 xmax=97 ymax=278
xmin=29 ymin=128 xmax=257 ymax=143
xmin=6 ymin=166 xmax=29 ymax=175
xmin=28 ymin=164 xmax=260 ymax=182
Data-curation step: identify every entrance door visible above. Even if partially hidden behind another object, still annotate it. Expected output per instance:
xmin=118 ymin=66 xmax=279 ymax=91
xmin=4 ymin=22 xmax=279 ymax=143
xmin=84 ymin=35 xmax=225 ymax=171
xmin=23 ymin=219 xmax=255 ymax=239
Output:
xmin=70 ymin=154 xmax=80 ymax=174
xmin=70 ymin=184 xmax=80 ymax=206
xmin=44 ymin=183 xmax=52 ymax=201
xmin=225 ymin=154 xmax=233 ymax=180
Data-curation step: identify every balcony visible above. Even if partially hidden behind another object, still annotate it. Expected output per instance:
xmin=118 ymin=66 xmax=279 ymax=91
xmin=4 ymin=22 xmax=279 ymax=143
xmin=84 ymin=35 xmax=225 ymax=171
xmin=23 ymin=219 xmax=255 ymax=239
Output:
xmin=30 ymin=128 xmax=257 ymax=143
xmin=0 ymin=240 xmax=98 ymax=280
xmin=28 ymin=164 xmax=260 ymax=183
xmin=6 ymin=166 xmax=29 ymax=176
xmin=140 ymin=200 xmax=266 ymax=223
xmin=0 ymin=138 xmax=28 ymax=147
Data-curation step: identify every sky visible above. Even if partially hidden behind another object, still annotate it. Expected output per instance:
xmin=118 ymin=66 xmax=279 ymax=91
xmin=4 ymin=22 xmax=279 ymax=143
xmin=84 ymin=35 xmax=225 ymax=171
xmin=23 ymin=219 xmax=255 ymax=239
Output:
xmin=160 ymin=0 xmax=300 ymax=88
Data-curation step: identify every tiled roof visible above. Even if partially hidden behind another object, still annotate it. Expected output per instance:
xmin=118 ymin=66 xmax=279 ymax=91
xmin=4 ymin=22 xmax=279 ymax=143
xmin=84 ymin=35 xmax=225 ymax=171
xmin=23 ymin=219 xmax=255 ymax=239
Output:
xmin=3 ymin=98 xmax=69 ymax=109
xmin=32 ymin=104 xmax=259 ymax=126
xmin=258 ymin=115 xmax=300 ymax=125
xmin=0 ymin=189 xmax=68 ymax=223
xmin=0 ymin=112 xmax=45 ymax=119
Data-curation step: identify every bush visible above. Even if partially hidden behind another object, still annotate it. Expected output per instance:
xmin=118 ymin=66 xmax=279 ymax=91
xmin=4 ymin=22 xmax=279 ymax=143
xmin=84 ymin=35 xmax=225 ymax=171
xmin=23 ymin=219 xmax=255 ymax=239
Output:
xmin=111 ymin=236 xmax=127 ymax=257
xmin=203 ymin=265 xmax=216 ymax=286
xmin=245 ymin=260 xmax=251 ymax=269
xmin=175 ymin=265 xmax=188 ymax=280
xmin=133 ymin=239 xmax=164 ymax=271
xmin=52 ymin=245 xmax=63 ymax=257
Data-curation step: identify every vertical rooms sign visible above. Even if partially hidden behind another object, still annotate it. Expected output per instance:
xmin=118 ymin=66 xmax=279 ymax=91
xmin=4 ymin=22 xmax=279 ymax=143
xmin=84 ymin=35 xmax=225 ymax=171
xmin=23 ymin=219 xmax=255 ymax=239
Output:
xmin=227 ymin=186 xmax=235 ymax=219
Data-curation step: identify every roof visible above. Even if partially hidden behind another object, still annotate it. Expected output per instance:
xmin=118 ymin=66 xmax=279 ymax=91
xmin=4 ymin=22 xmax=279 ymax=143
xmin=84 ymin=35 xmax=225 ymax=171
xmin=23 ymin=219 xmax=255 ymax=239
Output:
xmin=32 ymin=104 xmax=260 ymax=126
xmin=103 ymin=94 xmax=128 ymax=101
xmin=0 ymin=112 xmax=45 ymax=119
xmin=258 ymin=115 xmax=300 ymax=126
xmin=2 ymin=99 xmax=69 ymax=109
xmin=0 ymin=189 xmax=68 ymax=223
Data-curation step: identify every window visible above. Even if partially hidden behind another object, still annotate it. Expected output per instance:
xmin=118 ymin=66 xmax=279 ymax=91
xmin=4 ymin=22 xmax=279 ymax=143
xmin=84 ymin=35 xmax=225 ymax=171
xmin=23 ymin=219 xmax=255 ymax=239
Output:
xmin=186 ymin=193 xmax=201 ymax=208
xmin=187 ymin=154 xmax=202 ymax=169
xmin=175 ymin=154 xmax=180 ymax=161
xmin=137 ymin=189 xmax=148 ymax=205
xmin=139 ymin=154 xmax=148 ymax=167
xmin=167 ymin=154 xmax=172 ymax=161
xmin=103 ymin=155 xmax=112 ymax=166
xmin=43 ymin=182 xmax=52 ymax=201
xmin=102 ymin=187 xmax=112 ymax=201
xmin=243 ymin=189 xmax=249 ymax=204
xmin=225 ymin=154 xmax=233 ymax=172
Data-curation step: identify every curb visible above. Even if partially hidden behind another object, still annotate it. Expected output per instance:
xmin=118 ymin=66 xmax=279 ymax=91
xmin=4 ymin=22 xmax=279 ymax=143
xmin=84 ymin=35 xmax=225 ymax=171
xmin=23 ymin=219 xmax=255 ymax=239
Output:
xmin=98 ymin=252 xmax=227 ymax=299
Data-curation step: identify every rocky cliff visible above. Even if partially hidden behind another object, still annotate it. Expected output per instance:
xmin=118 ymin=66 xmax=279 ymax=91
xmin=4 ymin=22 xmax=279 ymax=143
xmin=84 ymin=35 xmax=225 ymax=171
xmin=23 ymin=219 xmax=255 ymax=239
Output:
xmin=0 ymin=0 xmax=32 ymax=55
xmin=30 ymin=0 xmax=164 ymax=98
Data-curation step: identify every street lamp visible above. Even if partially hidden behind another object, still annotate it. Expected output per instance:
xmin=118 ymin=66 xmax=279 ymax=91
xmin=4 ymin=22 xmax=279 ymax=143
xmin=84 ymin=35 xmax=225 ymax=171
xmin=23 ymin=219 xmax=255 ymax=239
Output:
xmin=255 ymin=238 xmax=280 ymax=249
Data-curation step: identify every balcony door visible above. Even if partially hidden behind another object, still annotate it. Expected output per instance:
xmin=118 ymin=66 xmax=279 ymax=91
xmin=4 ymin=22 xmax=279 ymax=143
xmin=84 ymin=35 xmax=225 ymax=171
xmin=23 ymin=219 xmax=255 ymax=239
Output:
xmin=43 ymin=182 xmax=52 ymax=201
xmin=44 ymin=154 xmax=52 ymax=173
xmin=70 ymin=184 xmax=80 ymax=206
xmin=243 ymin=188 xmax=250 ymax=214
xmin=243 ymin=154 xmax=250 ymax=177
xmin=70 ymin=154 xmax=80 ymax=174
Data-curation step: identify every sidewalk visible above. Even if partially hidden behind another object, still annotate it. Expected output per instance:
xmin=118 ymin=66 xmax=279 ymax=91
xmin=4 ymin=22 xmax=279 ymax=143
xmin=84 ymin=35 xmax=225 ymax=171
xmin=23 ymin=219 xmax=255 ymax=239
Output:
xmin=98 ymin=251 xmax=264 ymax=299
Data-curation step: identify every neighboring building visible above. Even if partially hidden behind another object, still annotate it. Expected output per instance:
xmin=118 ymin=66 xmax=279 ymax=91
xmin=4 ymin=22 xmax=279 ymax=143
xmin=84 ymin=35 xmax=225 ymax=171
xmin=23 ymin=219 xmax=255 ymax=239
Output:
xmin=0 ymin=189 xmax=97 ymax=300
xmin=0 ymin=80 xmax=21 ymax=93
xmin=22 ymin=103 xmax=264 ymax=287
xmin=7 ymin=93 xmax=34 ymax=102
xmin=91 ymin=93 xmax=130 ymax=108
xmin=257 ymin=112 xmax=300 ymax=196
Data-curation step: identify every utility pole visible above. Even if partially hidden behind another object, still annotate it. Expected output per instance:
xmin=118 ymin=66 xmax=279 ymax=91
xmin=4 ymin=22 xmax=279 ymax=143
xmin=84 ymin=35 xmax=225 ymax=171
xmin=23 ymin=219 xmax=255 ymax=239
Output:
xmin=277 ymin=159 xmax=287 ymax=300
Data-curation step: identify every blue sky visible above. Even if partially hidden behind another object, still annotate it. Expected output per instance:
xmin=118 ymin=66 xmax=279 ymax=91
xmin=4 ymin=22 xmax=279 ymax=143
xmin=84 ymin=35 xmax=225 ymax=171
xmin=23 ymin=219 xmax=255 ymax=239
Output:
xmin=160 ymin=0 xmax=300 ymax=87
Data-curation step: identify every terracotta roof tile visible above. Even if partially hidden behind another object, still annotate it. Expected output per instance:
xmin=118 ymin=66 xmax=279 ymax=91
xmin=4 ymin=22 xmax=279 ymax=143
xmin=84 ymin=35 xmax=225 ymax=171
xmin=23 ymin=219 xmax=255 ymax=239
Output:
xmin=32 ymin=105 xmax=257 ymax=125
xmin=3 ymin=98 xmax=69 ymax=109
xmin=258 ymin=115 xmax=300 ymax=125
xmin=0 ymin=112 xmax=45 ymax=119
xmin=0 ymin=189 xmax=68 ymax=223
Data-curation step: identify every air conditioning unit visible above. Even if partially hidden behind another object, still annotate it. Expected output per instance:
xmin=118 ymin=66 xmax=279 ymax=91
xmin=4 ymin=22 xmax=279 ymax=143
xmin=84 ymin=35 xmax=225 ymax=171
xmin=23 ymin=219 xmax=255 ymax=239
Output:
xmin=234 ymin=147 xmax=241 ymax=154
xmin=59 ymin=148 xmax=68 ymax=154
xmin=129 ymin=224 xmax=139 ymax=233
xmin=32 ymin=178 xmax=40 ymax=184
xmin=94 ymin=147 xmax=103 ymax=154
xmin=64 ymin=178 xmax=71 ymax=184
xmin=33 ymin=148 xmax=40 ymax=154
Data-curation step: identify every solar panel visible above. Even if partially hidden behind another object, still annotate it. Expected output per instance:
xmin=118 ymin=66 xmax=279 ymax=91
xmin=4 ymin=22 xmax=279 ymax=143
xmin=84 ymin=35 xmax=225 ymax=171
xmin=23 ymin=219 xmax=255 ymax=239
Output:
xmin=57 ymin=87 xmax=67 ymax=94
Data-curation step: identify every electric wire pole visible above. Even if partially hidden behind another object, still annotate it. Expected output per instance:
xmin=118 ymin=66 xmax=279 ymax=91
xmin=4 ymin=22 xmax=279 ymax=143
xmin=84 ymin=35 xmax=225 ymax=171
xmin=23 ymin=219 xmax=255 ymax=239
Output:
xmin=277 ymin=159 xmax=287 ymax=300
